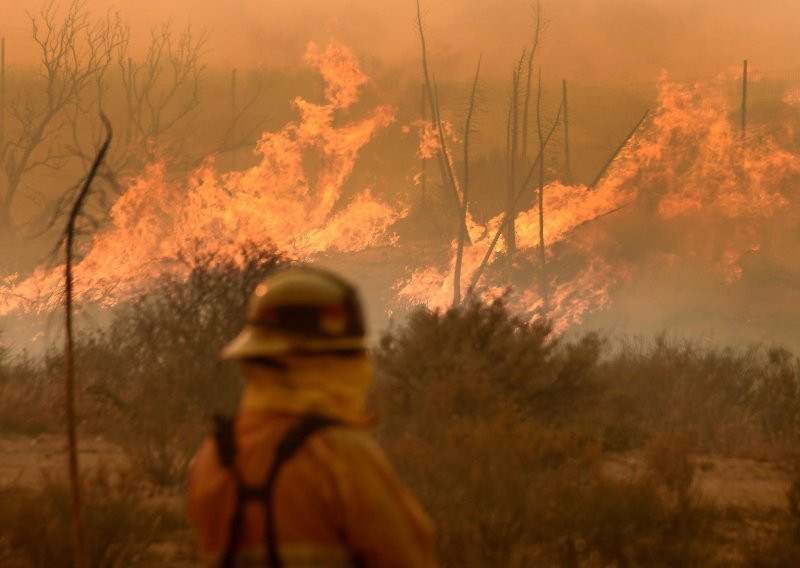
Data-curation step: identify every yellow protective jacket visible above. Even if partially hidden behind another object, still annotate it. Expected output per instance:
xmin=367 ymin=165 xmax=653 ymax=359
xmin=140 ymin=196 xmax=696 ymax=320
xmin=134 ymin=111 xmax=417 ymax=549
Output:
xmin=187 ymin=356 xmax=437 ymax=567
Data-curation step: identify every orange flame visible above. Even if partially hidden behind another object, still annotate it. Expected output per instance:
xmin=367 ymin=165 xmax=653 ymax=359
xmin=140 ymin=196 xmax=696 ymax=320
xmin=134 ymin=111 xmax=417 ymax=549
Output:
xmin=396 ymin=72 xmax=800 ymax=330
xmin=0 ymin=40 xmax=402 ymax=316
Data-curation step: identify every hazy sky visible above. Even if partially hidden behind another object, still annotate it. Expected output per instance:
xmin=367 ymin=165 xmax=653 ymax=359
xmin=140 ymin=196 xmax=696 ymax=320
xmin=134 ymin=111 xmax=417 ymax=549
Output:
xmin=0 ymin=0 xmax=799 ymax=84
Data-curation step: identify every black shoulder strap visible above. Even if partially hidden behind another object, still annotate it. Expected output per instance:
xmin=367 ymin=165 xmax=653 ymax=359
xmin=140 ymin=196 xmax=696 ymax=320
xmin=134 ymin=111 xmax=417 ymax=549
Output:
xmin=213 ymin=414 xmax=237 ymax=467
xmin=217 ymin=413 xmax=341 ymax=568
xmin=263 ymin=414 xmax=340 ymax=568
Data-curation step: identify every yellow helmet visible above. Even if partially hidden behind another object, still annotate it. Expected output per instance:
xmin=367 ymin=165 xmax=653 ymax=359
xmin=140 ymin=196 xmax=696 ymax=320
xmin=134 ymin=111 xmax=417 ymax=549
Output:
xmin=220 ymin=266 xmax=367 ymax=359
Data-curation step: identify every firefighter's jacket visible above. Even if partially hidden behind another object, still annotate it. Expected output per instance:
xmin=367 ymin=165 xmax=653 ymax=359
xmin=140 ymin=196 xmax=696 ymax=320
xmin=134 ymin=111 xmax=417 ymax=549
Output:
xmin=187 ymin=355 xmax=437 ymax=567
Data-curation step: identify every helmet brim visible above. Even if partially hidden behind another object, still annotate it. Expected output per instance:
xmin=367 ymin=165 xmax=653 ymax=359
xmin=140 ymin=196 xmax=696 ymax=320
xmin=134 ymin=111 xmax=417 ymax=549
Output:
xmin=220 ymin=324 xmax=367 ymax=360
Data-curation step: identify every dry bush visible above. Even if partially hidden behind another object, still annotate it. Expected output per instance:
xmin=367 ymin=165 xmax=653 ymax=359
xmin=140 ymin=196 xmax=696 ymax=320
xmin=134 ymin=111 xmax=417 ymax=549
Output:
xmin=0 ymin=355 xmax=61 ymax=436
xmin=74 ymin=244 xmax=284 ymax=488
xmin=599 ymin=336 xmax=800 ymax=458
xmin=645 ymin=431 xmax=696 ymax=510
xmin=374 ymin=300 xmax=725 ymax=567
xmin=0 ymin=467 xmax=181 ymax=567
xmin=375 ymin=297 xmax=555 ymax=417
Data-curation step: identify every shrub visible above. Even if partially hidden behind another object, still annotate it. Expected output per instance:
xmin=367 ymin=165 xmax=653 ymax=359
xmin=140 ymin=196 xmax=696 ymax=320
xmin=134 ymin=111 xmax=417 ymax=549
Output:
xmin=76 ymin=244 xmax=284 ymax=488
xmin=374 ymin=301 xmax=725 ymax=567
xmin=0 ymin=467 xmax=181 ymax=567
xmin=0 ymin=355 xmax=61 ymax=436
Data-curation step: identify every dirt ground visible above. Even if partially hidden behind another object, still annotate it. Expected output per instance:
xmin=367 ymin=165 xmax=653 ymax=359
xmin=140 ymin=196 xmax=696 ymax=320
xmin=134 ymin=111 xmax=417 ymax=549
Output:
xmin=0 ymin=433 xmax=198 ymax=567
xmin=0 ymin=433 xmax=128 ymax=488
xmin=603 ymin=452 xmax=792 ymax=511
xmin=0 ymin=433 xmax=793 ymax=566
xmin=3 ymin=432 xmax=792 ymax=510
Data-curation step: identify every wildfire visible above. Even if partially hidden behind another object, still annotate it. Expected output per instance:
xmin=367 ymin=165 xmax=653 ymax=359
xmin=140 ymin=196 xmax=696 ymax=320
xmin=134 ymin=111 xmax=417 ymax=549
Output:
xmin=0 ymin=41 xmax=402 ymax=316
xmin=396 ymin=72 xmax=800 ymax=332
xmin=3 ymin=50 xmax=800 ymax=340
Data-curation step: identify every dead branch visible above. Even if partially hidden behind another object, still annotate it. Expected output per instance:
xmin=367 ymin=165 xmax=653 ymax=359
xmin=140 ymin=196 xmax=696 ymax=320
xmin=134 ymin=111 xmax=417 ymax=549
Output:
xmin=64 ymin=112 xmax=112 ymax=568
xmin=415 ymin=0 xmax=471 ymax=243
xmin=589 ymin=108 xmax=649 ymax=189
xmin=536 ymin=68 xmax=548 ymax=310
xmin=116 ymin=21 xmax=207 ymax=167
xmin=453 ymin=56 xmax=481 ymax=307
xmin=521 ymin=0 xmax=542 ymax=159
xmin=0 ymin=1 xmax=115 ymax=243
xmin=465 ymin=102 xmax=563 ymax=300
xmin=506 ymin=50 xmax=526 ymax=256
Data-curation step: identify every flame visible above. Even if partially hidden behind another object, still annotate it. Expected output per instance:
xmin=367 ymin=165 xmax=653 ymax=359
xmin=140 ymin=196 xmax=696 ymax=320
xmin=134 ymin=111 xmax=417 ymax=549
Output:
xmin=5 ymin=56 xmax=800 ymax=339
xmin=396 ymin=72 xmax=800 ymax=330
xmin=0 ymin=40 xmax=402 ymax=316
xmin=408 ymin=119 xmax=459 ymax=160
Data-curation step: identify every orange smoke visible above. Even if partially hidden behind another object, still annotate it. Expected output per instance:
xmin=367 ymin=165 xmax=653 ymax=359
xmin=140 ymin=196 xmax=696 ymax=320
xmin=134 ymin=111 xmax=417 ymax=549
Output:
xmin=0 ymin=40 xmax=401 ymax=316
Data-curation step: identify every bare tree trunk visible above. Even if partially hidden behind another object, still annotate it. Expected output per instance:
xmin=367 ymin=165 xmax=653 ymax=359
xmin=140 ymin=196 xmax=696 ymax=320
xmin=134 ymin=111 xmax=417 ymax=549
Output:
xmin=465 ymin=103 xmax=563 ymax=299
xmin=415 ymin=0 xmax=471 ymax=243
xmin=521 ymin=0 xmax=541 ymax=160
xmin=64 ymin=114 xmax=112 ymax=568
xmin=420 ymin=82 xmax=427 ymax=207
xmin=1 ymin=37 xmax=5 ymax=151
xmin=453 ymin=57 xmax=481 ymax=307
xmin=562 ymin=79 xmax=571 ymax=183
xmin=589 ymin=109 xmax=649 ymax=189
xmin=741 ymin=59 xmax=748 ymax=138
xmin=536 ymin=69 xmax=549 ymax=312
xmin=231 ymin=68 xmax=237 ymax=170
xmin=506 ymin=53 xmax=525 ymax=258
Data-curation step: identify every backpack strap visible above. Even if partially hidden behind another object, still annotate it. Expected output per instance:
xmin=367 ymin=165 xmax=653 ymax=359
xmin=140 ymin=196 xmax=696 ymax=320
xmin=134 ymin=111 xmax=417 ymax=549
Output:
xmin=262 ymin=414 xmax=340 ymax=567
xmin=214 ymin=414 xmax=237 ymax=468
xmin=214 ymin=415 xmax=245 ymax=568
xmin=216 ymin=414 xmax=341 ymax=568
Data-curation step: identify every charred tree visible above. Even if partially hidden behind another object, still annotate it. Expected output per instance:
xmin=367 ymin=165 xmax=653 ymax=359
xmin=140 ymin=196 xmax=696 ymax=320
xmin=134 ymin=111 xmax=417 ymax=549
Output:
xmin=521 ymin=0 xmax=542 ymax=160
xmin=115 ymin=22 xmax=207 ymax=169
xmin=562 ymin=79 xmax=571 ymax=183
xmin=63 ymin=113 xmax=112 ymax=568
xmin=465 ymin=102 xmax=563 ymax=299
xmin=0 ymin=1 xmax=120 ymax=244
xmin=415 ymin=0 xmax=471 ymax=244
xmin=420 ymin=82 xmax=427 ymax=207
xmin=535 ymin=69 xmax=549 ymax=311
xmin=453 ymin=57 xmax=481 ymax=307
xmin=505 ymin=51 xmax=525 ymax=258
xmin=589 ymin=109 xmax=649 ymax=189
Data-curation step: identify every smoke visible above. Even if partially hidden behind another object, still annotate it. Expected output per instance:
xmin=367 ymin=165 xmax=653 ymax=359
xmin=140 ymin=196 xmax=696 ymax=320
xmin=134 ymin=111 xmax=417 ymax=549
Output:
xmin=2 ymin=1 xmax=799 ymax=81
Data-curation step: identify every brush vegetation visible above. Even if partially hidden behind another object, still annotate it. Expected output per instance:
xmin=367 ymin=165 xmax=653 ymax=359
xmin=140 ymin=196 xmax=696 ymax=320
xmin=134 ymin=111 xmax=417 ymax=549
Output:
xmin=2 ymin=262 xmax=800 ymax=566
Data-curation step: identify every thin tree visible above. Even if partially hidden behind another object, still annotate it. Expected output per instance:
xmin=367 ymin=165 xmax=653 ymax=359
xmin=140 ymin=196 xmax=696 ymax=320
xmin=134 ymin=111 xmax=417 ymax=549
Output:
xmin=535 ymin=68 xmax=549 ymax=310
xmin=453 ymin=56 xmax=481 ymax=307
xmin=562 ymin=79 xmax=571 ymax=183
xmin=63 ymin=113 xmax=112 ymax=568
xmin=419 ymin=82 xmax=427 ymax=207
xmin=465 ymin=102 xmax=563 ymax=299
xmin=0 ymin=1 xmax=119 ymax=244
xmin=115 ymin=22 xmax=207 ymax=169
xmin=521 ymin=0 xmax=542 ymax=160
xmin=505 ymin=51 xmax=526 ymax=257
xmin=415 ymin=0 xmax=471 ymax=243
xmin=507 ymin=1 xmax=542 ymax=258
xmin=589 ymin=109 xmax=649 ymax=189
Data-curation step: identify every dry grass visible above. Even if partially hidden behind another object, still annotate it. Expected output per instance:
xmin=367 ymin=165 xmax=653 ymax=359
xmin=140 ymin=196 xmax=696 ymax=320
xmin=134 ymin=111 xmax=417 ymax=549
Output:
xmin=4 ymin=276 xmax=800 ymax=565
xmin=0 ymin=467 xmax=188 ymax=567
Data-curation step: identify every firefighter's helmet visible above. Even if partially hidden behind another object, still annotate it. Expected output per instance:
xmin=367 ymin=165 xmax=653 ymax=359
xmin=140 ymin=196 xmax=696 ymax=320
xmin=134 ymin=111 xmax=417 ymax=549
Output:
xmin=221 ymin=266 xmax=367 ymax=359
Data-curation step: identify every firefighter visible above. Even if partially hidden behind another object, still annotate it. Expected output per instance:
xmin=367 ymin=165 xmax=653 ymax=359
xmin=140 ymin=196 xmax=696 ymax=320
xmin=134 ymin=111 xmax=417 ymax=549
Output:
xmin=187 ymin=266 xmax=436 ymax=567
